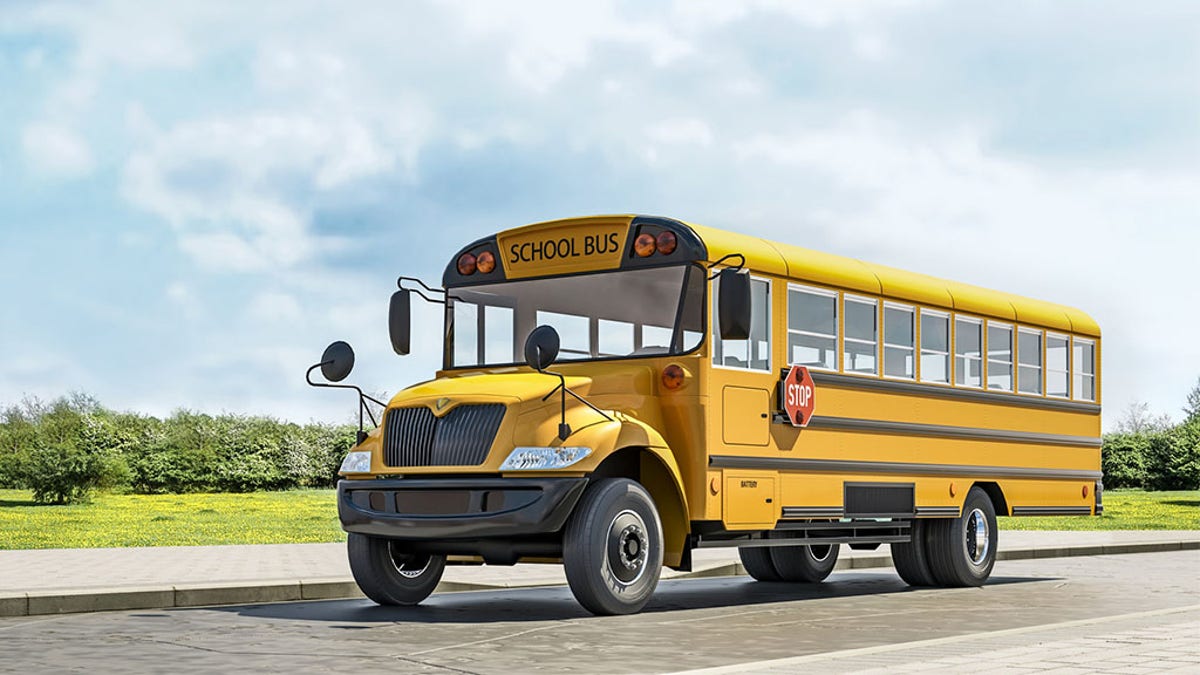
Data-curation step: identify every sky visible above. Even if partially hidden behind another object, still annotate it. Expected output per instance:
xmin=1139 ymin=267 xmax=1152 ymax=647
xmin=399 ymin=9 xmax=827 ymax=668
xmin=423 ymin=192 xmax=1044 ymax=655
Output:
xmin=0 ymin=0 xmax=1197 ymax=429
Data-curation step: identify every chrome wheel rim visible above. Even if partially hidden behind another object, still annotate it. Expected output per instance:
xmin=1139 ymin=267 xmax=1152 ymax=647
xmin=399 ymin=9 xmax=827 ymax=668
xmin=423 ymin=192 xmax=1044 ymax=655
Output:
xmin=387 ymin=543 xmax=432 ymax=579
xmin=964 ymin=507 xmax=990 ymax=566
xmin=607 ymin=509 xmax=649 ymax=585
xmin=809 ymin=545 xmax=833 ymax=563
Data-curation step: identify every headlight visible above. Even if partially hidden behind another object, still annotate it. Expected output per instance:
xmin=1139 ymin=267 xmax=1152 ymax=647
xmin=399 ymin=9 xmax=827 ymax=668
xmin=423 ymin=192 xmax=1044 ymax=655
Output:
xmin=499 ymin=446 xmax=592 ymax=471
xmin=339 ymin=451 xmax=372 ymax=474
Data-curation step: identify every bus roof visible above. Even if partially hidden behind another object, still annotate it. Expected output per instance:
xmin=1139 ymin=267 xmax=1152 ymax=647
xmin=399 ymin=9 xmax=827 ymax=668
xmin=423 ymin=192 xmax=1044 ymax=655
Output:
xmin=685 ymin=220 xmax=1100 ymax=337
xmin=449 ymin=214 xmax=1099 ymax=337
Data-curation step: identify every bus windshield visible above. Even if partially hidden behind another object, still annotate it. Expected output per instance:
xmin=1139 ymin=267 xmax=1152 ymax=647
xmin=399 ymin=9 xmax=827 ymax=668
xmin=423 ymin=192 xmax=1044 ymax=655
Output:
xmin=446 ymin=264 xmax=705 ymax=368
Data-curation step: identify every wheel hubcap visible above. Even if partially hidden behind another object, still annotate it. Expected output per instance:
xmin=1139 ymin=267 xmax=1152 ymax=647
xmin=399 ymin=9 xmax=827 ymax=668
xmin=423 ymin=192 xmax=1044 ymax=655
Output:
xmin=607 ymin=509 xmax=649 ymax=584
xmin=387 ymin=543 xmax=432 ymax=579
xmin=964 ymin=507 xmax=990 ymax=565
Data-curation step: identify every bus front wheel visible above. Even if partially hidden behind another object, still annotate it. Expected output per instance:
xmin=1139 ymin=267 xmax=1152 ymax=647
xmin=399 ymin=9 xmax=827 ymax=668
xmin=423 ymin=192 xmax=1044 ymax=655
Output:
xmin=347 ymin=533 xmax=446 ymax=606
xmin=925 ymin=486 xmax=998 ymax=587
xmin=563 ymin=478 xmax=663 ymax=615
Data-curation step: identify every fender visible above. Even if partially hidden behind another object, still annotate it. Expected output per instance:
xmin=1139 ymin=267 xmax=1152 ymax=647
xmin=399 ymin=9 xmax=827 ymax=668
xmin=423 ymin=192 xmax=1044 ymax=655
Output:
xmin=565 ymin=414 xmax=691 ymax=568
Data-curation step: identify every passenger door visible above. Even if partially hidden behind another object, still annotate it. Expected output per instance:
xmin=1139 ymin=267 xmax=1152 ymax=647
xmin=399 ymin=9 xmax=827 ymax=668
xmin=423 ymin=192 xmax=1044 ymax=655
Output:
xmin=712 ymin=274 xmax=774 ymax=446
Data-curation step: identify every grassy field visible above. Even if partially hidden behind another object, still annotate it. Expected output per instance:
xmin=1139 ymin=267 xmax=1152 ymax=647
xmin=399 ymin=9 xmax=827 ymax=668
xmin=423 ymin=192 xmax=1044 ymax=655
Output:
xmin=997 ymin=489 xmax=1199 ymax=531
xmin=0 ymin=488 xmax=1196 ymax=550
xmin=0 ymin=489 xmax=343 ymax=549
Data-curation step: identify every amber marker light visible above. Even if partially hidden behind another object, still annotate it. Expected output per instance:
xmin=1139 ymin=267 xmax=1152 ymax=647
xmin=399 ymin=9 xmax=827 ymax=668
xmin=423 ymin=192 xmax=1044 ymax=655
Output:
xmin=662 ymin=364 xmax=686 ymax=390
xmin=457 ymin=252 xmax=477 ymax=275
xmin=476 ymin=250 xmax=496 ymax=274
xmin=656 ymin=231 xmax=677 ymax=255
xmin=634 ymin=232 xmax=656 ymax=257
xmin=1082 ymin=484 xmax=1089 ymax=498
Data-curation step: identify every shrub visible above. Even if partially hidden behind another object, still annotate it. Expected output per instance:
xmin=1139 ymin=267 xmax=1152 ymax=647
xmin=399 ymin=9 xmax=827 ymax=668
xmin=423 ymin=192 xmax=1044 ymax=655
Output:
xmin=22 ymin=439 xmax=129 ymax=504
xmin=1144 ymin=419 xmax=1200 ymax=491
xmin=1101 ymin=432 xmax=1148 ymax=489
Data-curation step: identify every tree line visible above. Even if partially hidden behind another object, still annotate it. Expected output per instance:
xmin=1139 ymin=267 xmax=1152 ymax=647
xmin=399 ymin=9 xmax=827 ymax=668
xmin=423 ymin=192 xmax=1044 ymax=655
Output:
xmin=2 ymin=381 xmax=1197 ymax=505
xmin=0 ymin=394 xmax=358 ymax=504
xmin=1102 ymin=378 xmax=1200 ymax=491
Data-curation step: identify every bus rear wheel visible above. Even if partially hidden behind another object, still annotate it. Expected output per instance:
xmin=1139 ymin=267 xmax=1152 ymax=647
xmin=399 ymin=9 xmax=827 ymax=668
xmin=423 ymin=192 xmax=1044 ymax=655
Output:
xmin=347 ymin=533 xmax=446 ymax=606
xmin=738 ymin=546 xmax=784 ymax=582
xmin=891 ymin=519 xmax=937 ymax=587
xmin=563 ymin=478 xmax=663 ymax=616
xmin=770 ymin=544 xmax=839 ymax=583
xmin=925 ymin=486 xmax=998 ymax=587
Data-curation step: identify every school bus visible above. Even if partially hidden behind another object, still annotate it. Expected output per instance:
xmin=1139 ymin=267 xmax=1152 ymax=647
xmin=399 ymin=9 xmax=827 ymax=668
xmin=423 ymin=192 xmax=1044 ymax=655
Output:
xmin=309 ymin=214 xmax=1102 ymax=615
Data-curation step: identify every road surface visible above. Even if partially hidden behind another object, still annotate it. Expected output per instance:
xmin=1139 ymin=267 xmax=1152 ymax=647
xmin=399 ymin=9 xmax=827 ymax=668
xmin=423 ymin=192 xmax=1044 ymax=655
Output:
xmin=1 ymin=550 xmax=1196 ymax=673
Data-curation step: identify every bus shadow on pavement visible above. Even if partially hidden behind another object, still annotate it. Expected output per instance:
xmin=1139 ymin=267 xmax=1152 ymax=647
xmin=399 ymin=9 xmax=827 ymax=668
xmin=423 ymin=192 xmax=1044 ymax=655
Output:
xmin=217 ymin=571 xmax=1053 ymax=625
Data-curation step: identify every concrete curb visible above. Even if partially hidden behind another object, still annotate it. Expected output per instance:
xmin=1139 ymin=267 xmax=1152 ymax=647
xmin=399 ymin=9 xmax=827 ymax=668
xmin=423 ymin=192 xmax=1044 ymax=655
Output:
xmin=2 ymin=540 xmax=1196 ymax=618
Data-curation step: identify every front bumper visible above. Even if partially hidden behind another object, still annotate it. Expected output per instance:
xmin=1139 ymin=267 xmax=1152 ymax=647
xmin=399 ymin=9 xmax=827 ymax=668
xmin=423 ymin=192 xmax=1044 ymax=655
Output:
xmin=337 ymin=477 xmax=589 ymax=540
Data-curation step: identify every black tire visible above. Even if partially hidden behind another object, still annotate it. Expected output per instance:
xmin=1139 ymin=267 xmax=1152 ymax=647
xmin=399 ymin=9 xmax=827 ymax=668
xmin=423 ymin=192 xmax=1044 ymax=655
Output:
xmin=738 ymin=546 xmax=784 ymax=582
xmin=925 ymin=486 xmax=998 ymax=587
xmin=891 ymin=519 xmax=937 ymax=587
xmin=347 ymin=533 xmax=446 ymax=606
xmin=770 ymin=544 xmax=839 ymax=583
xmin=562 ymin=478 xmax=663 ymax=616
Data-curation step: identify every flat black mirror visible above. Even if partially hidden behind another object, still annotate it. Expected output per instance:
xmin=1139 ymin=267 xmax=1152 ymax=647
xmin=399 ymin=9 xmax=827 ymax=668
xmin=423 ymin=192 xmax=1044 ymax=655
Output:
xmin=717 ymin=268 xmax=752 ymax=340
xmin=524 ymin=325 xmax=560 ymax=371
xmin=389 ymin=289 xmax=411 ymax=356
xmin=320 ymin=341 xmax=355 ymax=382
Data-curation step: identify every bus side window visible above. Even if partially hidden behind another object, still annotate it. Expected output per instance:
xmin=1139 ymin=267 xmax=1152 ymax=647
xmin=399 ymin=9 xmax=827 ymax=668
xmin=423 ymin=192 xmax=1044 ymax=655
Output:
xmin=1046 ymin=333 xmax=1070 ymax=398
xmin=1017 ymin=328 xmax=1043 ymax=395
xmin=713 ymin=275 xmax=771 ymax=371
xmin=955 ymin=316 xmax=983 ymax=388
xmin=883 ymin=303 xmax=915 ymax=380
xmin=987 ymin=322 xmax=1014 ymax=392
xmin=844 ymin=296 xmax=878 ymax=375
xmin=920 ymin=310 xmax=951 ymax=384
xmin=1073 ymin=338 xmax=1096 ymax=402
xmin=787 ymin=285 xmax=838 ymax=370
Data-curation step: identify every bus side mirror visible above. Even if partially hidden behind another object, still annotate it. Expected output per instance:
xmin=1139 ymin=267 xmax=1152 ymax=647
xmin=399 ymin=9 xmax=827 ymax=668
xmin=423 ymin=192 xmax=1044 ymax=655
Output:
xmin=389 ymin=290 xmax=411 ymax=356
xmin=320 ymin=341 xmax=356 ymax=382
xmin=524 ymin=325 xmax=561 ymax=372
xmin=717 ymin=268 xmax=752 ymax=340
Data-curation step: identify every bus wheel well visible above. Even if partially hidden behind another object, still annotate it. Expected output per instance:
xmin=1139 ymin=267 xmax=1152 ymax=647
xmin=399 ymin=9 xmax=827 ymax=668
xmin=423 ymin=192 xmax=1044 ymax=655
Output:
xmin=590 ymin=447 xmax=689 ymax=570
xmin=590 ymin=447 xmax=643 ymax=482
xmin=972 ymin=481 xmax=1009 ymax=517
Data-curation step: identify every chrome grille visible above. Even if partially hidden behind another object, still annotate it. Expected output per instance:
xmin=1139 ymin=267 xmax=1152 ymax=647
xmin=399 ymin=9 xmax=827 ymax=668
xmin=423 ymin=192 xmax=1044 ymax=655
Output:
xmin=382 ymin=404 xmax=505 ymax=467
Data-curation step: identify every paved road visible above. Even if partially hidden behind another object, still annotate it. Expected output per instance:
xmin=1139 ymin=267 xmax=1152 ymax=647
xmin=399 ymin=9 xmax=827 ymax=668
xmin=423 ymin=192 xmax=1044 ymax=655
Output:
xmin=1 ymin=550 xmax=1196 ymax=673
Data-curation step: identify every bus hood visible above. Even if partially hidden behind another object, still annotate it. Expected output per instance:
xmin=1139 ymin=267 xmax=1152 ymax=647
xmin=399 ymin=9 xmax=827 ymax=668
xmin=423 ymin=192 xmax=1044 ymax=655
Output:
xmin=390 ymin=372 xmax=593 ymax=406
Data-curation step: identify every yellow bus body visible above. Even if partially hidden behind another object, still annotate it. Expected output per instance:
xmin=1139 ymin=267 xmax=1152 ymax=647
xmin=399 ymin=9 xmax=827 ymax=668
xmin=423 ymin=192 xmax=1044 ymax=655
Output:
xmin=338 ymin=214 xmax=1101 ymax=600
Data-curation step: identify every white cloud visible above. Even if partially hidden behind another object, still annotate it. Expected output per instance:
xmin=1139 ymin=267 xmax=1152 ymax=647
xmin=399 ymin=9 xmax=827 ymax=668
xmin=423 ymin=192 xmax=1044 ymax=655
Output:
xmin=448 ymin=0 xmax=693 ymax=92
xmin=121 ymin=111 xmax=419 ymax=272
xmin=646 ymin=118 xmax=714 ymax=148
xmin=21 ymin=122 xmax=94 ymax=176
xmin=247 ymin=291 xmax=302 ymax=323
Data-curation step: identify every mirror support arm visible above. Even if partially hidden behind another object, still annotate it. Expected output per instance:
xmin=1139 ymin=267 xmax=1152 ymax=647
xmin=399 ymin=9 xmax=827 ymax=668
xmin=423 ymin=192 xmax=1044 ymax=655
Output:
xmin=397 ymin=276 xmax=451 ymax=305
xmin=706 ymin=253 xmax=746 ymax=280
xmin=539 ymin=369 xmax=615 ymax=440
xmin=305 ymin=362 xmax=385 ymax=441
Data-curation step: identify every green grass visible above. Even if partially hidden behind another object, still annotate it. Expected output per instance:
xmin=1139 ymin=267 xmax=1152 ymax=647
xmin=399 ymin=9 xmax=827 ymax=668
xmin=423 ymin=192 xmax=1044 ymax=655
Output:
xmin=998 ymin=489 xmax=1200 ymax=531
xmin=0 ymin=488 xmax=1195 ymax=550
xmin=0 ymin=489 xmax=344 ymax=549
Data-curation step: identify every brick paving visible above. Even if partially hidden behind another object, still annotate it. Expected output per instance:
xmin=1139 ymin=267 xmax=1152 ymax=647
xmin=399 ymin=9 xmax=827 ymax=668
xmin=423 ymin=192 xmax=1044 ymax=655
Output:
xmin=680 ymin=607 xmax=1200 ymax=673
